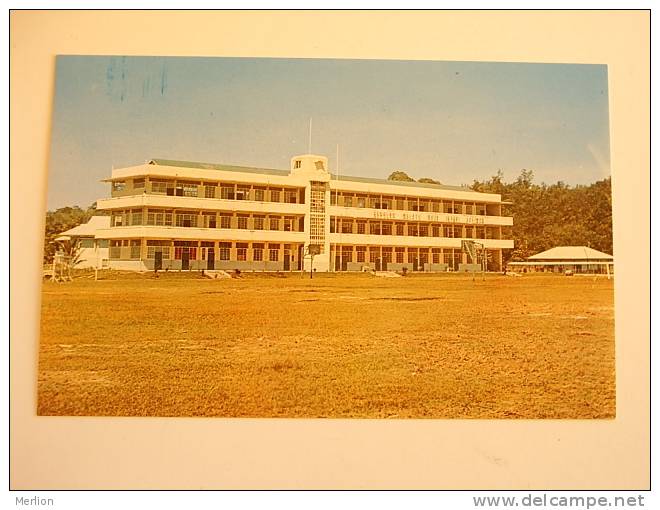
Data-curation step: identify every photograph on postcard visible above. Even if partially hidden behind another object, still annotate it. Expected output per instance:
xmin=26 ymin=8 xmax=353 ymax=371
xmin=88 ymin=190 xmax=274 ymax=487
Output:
xmin=39 ymin=56 xmax=614 ymax=418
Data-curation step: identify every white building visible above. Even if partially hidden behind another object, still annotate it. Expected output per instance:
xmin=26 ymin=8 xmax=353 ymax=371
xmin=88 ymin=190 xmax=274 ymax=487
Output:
xmin=54 ymin=215 xmax=110 ymax=269
xmin=91 ymin=153 xmax=514 ymax=272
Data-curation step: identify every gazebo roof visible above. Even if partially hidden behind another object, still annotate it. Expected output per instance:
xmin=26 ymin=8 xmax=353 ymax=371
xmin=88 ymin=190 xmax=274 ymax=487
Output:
xmin=528 ymin=246 xmax=613 ymax=261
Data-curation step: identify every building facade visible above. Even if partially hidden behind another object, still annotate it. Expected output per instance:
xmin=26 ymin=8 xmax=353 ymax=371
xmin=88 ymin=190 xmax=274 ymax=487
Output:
xmin=95 ymin=154 xmax=514 ymax=272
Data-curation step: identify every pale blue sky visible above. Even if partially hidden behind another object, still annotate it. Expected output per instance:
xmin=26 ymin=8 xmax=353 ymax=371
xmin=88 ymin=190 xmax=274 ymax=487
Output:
xmin=47 ymin=56 xmax=610 ymax=209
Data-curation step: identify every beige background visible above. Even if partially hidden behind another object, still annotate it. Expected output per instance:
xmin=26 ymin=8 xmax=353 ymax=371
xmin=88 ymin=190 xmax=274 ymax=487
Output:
xmin=10 ymin=10 xmax=650 ymax=489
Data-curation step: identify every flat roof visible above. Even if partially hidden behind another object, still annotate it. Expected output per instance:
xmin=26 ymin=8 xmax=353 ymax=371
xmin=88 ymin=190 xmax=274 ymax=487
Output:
xmin=148 ymin=158 xmax=472 ymax=193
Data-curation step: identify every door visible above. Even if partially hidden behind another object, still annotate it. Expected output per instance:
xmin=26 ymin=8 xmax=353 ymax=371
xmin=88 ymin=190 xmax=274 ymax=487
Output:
xmin=182 ymin=250 xmax=190 ymax=270
xmin=297 ymin=246 xmax=304 ymax=270
xmin=154 ymin=251 xmax=163 ymax=271
xmin=283 ymin=250 xmax=290 ymax=271
xmin=207 ymin=248 xmax=215 ymax=270
xmin=375 ymin=257 xmax=382 ymax=271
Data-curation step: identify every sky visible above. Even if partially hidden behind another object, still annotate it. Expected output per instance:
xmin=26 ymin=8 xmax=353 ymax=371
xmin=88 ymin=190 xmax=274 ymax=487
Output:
xmin=47 ymin=56 xmax=610 ymax=210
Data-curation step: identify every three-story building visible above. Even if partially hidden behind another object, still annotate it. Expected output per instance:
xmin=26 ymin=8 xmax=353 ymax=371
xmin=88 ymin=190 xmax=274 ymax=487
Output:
xmin=95 ymin=154 xmax=514 ymax=272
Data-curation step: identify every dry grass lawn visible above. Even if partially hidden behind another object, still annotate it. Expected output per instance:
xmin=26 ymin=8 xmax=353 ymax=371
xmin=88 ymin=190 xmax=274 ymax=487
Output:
xmin=38 ymin=272 xmax=615 ymax=418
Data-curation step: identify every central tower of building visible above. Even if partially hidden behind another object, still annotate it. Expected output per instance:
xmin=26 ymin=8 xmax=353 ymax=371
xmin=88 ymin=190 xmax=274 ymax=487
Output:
xmin=289 ymin=154 xmax=332 ymax=271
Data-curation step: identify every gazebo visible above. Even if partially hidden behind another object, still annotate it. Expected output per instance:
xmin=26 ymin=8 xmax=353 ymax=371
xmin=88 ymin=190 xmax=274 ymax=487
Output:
xmin=506 ymin=246 xmax=614 ymax=275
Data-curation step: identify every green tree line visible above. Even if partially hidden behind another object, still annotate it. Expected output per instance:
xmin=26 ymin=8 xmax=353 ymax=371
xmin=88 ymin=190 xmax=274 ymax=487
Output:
xmin=471 ymin=170 xmax=613 ymax=263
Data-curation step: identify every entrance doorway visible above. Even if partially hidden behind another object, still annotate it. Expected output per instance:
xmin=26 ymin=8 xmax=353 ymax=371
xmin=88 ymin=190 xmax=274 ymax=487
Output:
xmin=182 ymin=250 xmax=190 ymax=270
xmin=207 ymin=248 xmax=215 ymax=270
xmin=154 ymin=251 xmax=163 ymax=271
xmin=284 ymin=249 xmax=290 ymax=271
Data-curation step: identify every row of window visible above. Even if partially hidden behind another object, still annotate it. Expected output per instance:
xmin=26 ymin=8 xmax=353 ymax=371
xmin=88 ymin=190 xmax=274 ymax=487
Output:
xmin=330 ymin=192 xmax=498 ymax=215
xmin=330 ymin=219 xmax=501 ymax=239
xmin=330 ymin=246 xmax=490 ymax=265
xmin=110 ymin=209 xmax=305 ymax=232
xmin=109 ymin=239 xmax=296 ymax=262
xmin=110 ymin=179 xmax=503 ymax=216
xmin=112 ymin=178 xmax=305 ymax=203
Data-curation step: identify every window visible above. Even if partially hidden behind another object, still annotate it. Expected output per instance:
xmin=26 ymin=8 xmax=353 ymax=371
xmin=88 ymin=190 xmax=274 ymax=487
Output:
xmin=131 ymin=209 xmax=143 ymax=225
xmin=147 ymin=209 xmax=173 ymax=226
xmin=174 ymin=241 xmax=197 ymax=260
xmin=283 ymin=218 xmax=292 ymax=232
xmin=408 ymin=223 xmax=419 ymax=236
xmin=268 ymin=244 xmax=280 ymax=261
xmin=396 ymin=248 xmax=404 ymax=263
xmin=80 ymin=238 xmax=94 ymax=248
xmin=203 ymin=212 xmax=217 ymax=228
xmin=112 ymin=213 xmax=123 ymax=227
xmin=221 ymin=185 xmax=235 ymax=199
xmin=432 ymin=225 xmax=441 ymax=237
xmin=184 ymin=183 xmax=198 ymax=197
xmin=344 ymin=196 xmax=353 ymax=207
xmin=370 ymin=222 xmax=381 ymax=235
xmin=109 ymin=240 xmax=122 ymax=259
xmin=204 ymin=184 xmax=217 ymax=198
xmin=419 ymin=224 xmax=428 ymax=237
xmin=151 ymin=180 xmax=167 ymax=194
xmin=341 ymin=221 xmax=353 ymax=234
xmin=176 ymin=212 xmax=197 ymax=227
xmin=356 ymin=246 xmax=366 ymax=262
xmin=330 ymin=192 xmax=337 ymax=205
xmin=236 ymin=186 xmax=250 ymax=200
xmin=219 ymin=242 xmax=231 ymax=260
xmin=133 ymin=178 xmax=145 ymax=189
xmin=269 ymin=217 xmax=280 ymax=230
xmin=220 ymin=215 xmax=232 ymax=229
xmin=130 ymin=240 xmax=141 ymax=259
xmin=396 ymin=223 xmax=405 ymax=236
xmin=112 ymin=181 xmax=125 ymax=192
xmin=146 ymin=241 xmax=170 ymax=260
xmin=356 ymin=196 xmax=366 ymax=208
xmin=395 ymin=198 xmax=405 ymax=210
xmin=294 ymin=160 xmax=301 ymax=169
xmin=432 ymin=201 xmax=441 ymax=213
xmin=315 ymin=160 xmax=324 ymax=170
xmin=284 ymin=190 xmax=298 ymax=204
xmin=357 ymin=221 xmax=366 ymax=235
xmin=432 ymin=249 xmax=441 ymax=264
xmin=465 ymin=204 xmax=473 ymax=215
xmin=382 ymin=222 xmax=392 ymax=236
xmin=270 ymin=189 xmax=281 ymax=202
xmin=254 ymin=188 xmax=265 ymax=202
xmin=237 ymin=216 xmax=248 ymax=229
xmin=236 ymin=243 xmax=248 ymax=261
xmin=253 ymin=243 xmax=264 ymax=262
xmin=253 ymin=216 xmax=265 ymax=230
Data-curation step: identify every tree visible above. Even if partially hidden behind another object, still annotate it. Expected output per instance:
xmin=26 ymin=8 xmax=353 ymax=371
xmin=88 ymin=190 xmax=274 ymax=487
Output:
xmin=43 ymin=203 xmax=99 ymax=264
xmin=387 ymin=171 xmax=415 ymax=182
xmin=418 ymin=177 xmax=442 ymax=185
xmin=470 ymin=171 xmax=613 ymax=264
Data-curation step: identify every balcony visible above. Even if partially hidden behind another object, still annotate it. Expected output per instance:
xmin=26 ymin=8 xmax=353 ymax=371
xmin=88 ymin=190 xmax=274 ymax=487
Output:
xmin=97 ymin=195 xmax=307 ymax=215
xmin=328 ymin=232 xmax=513 ymax=249
xmin=95 ymin=226 xmax=307 ymax=243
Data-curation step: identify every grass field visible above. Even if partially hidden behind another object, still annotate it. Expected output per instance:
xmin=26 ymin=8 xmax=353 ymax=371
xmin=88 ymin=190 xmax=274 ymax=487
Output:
xmin=37 ymin=272 xmax=615 ymax=418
